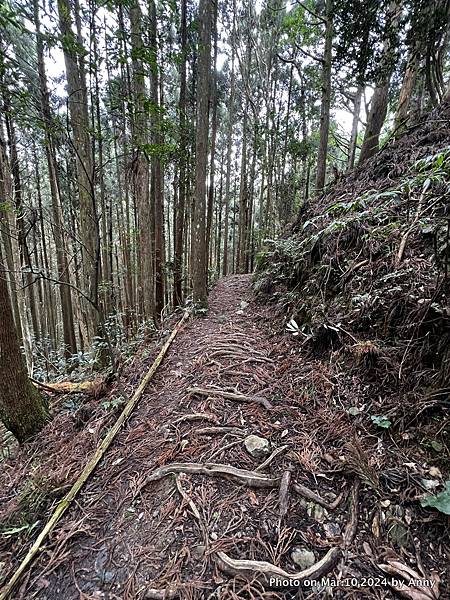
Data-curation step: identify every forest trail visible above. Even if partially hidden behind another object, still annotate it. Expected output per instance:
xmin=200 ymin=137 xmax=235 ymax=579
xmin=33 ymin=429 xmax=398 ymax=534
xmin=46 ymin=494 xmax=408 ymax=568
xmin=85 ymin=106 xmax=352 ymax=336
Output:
xmin=2 ymin=275 xmax=447 ymax=599
xmin=21 ymin=274 xmax=323 ymax=599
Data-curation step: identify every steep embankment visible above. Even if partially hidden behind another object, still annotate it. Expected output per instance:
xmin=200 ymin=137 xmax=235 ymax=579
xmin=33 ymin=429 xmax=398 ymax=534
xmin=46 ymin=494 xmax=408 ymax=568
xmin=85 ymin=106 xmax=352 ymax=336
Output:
xmin=253 ymin=101 xmax=450 ymax=589
xmin=255 ymin=100 xmax=450 ymax=395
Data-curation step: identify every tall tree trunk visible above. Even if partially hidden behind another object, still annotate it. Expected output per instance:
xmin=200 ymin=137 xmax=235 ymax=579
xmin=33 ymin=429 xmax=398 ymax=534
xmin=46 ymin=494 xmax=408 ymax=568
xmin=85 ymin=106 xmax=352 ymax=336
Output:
xmin=347 ymin=84 xmax=363 ymax=170
xmin=149 ymin=0 xmax=165 ymax=319
xmin=359 ymin=0 xmax=402 ymax=164
xmin=206 ymin=0 xmax=218 ymax=278
xmin=173 ymin=0 xmax=188 ymax=307
xmin=0 ymin=120 xmax=23 ymax=346
xmin=191 ymin=0 xmax=212 ymax=306
xmin=34 ymin=0 xmax=77 ymax=357
xmin=129 ymin=2 xmax=154 ymax=321
xmin=58 ymin=0 xmax=99 ymax=342
xmin=222 ymin=8 xmax=235 ymax=276
xmin=0 ymin=240 xmax=49 ymax=443
xmin=237 ymin=99 xmax=249 ymax=273
xmin=315 ymin=0 xmax=333 ymax=191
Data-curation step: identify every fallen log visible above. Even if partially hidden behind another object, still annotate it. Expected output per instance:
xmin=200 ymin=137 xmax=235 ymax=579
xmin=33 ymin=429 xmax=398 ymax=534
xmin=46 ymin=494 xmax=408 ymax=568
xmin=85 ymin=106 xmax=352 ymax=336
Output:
xmin=31 ymin=378 xmax=109 ymax=398
xmin=215 ymin=547 xmax=340 ymax=588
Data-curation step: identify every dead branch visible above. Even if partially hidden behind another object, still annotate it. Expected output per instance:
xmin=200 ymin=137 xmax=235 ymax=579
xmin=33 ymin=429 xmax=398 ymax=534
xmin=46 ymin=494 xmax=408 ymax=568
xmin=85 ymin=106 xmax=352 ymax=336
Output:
xmin=188 ymin=386 xmax=272 ymax=409
xmin=31 ymin=377 xmax=108 ymax=397
xmin=215 ymin=547 xmax=340 ymax=587
xmin=175 ymin=475 xmax=201 ymax=522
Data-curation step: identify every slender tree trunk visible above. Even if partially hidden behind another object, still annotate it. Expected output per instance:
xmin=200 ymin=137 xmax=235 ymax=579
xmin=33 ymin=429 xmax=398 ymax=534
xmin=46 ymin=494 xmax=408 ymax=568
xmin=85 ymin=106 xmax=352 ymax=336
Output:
xmin=129 ymin=2 xmax=154 ymax=321
xmin=315 ymin=0 xmax=333 ymax=191
xmin=149 ymin=0 xmax=165 ymax=319
xmin=206 ymin=1 xmax=218 ymax=278
xmin=34 ymin=0 xmax=77 ymax=357
xmin=237 ymin=99 xmax=249 ymax=273
xmin=191 ymin=0 xmax=212 ymax=306
xmin=222 ymin=10 xmax=235 ymax=276
xmin=347 ymin=84 xmax=363 ymax=170
xmin=58 ymin=0 xmax=99 ymax=342
xmin=173 ymin=0 xmax=188 ymax=307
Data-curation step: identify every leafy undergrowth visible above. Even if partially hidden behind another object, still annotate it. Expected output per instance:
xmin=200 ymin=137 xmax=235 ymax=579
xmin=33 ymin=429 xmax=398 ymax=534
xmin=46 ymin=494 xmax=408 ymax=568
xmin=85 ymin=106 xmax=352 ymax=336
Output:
xmin=254 ymin=104 xmax=450 ymax=519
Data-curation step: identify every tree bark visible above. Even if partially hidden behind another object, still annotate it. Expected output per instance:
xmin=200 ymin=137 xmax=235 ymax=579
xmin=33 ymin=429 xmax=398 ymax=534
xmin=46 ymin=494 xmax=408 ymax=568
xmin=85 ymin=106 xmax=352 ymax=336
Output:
xmin=394 ymin=47 xmax=418 ymax=135
xmin=0 ymin=243 xmax=49 ymax=443
xmin=191 ymin=0 xmax=212 ymax=306
xmin=173 ymin=0 xmax=188 ymax=307
xmin=359 ymin=0 xmax=402 ymax=164
xmin=315 ymin=0 xmax=333 ymax=192
xmin=58 ymin=0 xmax=99 ymax=342
xmin=129 ymin=2 xmax=154 ymax=321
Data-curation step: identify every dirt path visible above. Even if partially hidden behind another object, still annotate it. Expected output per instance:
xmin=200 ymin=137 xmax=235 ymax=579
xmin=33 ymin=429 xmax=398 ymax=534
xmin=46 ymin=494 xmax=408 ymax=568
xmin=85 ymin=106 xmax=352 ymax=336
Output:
xmin=27 ymin=275 xmax=311 ymax=599
xmin=4 ymin=276 xmax=446 ymax=599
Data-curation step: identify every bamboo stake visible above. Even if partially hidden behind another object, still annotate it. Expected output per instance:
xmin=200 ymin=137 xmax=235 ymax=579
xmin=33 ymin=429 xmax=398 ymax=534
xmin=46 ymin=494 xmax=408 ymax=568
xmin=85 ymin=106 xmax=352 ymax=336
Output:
xmin=0 ymin=311 xmax=189 ymax=600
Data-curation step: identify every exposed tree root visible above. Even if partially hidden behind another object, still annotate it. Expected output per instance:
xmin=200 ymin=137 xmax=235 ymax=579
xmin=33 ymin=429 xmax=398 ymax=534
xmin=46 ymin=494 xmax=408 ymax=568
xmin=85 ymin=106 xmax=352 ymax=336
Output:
xmin=256 ymin=445 xmax=288 ymax=471
xmin=292 ymin=482 xmax=344 ymax=510
xmin=172 ymin=413 xmax=219 ymax=426
xmin=188 ymin=386 xmax=272 ymax=409
xmin=144 ymin=588 xmax=179 ymax=599
xmin=145 ymin=462 xmax=279 ymax=488
xmin=215 ymin=547 xmax=340 ymax=588
xmin=193 ymin=426 xmax=244 ymax=436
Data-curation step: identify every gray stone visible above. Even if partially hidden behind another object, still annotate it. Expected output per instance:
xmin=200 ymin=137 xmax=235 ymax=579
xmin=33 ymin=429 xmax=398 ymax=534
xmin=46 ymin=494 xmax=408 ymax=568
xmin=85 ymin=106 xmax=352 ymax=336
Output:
xmin=191 ymin=544 xmax=206 ymax=559
xmin=291 ymin=547 xmax=315 ymax=570
xmin=323 ymin=522 xmax=341 ymax=538
xmin=244 ymin=435 xmax=270 ymax=458
xmin=304 ymin=501 xmax=329 ymax=523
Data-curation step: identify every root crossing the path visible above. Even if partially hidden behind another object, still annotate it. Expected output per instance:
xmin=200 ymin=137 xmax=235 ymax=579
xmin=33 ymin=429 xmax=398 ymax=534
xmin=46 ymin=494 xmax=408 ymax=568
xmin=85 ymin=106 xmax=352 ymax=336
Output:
xmin=0 ymin=276 xmax=443 ymax=600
